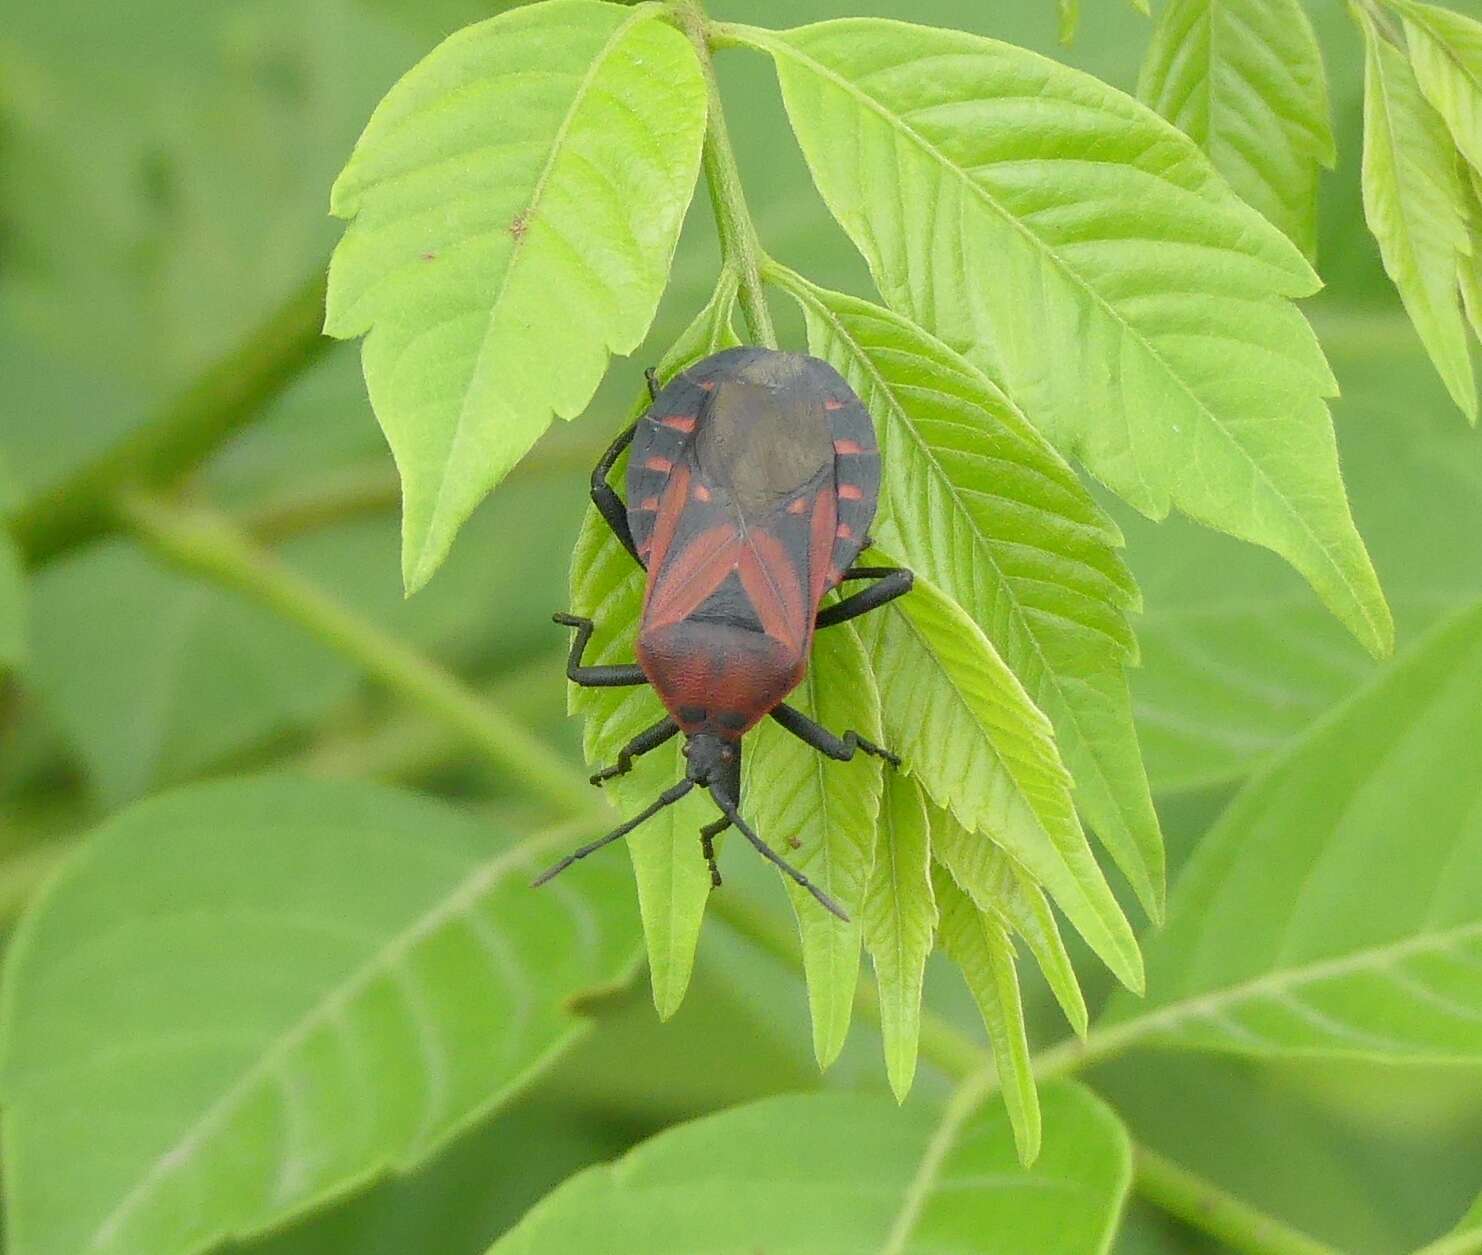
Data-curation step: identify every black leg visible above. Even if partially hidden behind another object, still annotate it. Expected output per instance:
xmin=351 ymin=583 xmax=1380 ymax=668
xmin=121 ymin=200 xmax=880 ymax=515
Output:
xmin=645 ymin=366 xmax=661 ymax=401
xmin=817 ymin=566 xmax=913 ymax=629
xmin=591 ymin=423 xmax=640 ymax=564
xmin=590 ymin=716 xmax=679 ymax=786
xmin=533 ymin=780 xmax=696 ymax=887
xmin=770 ymin=703 xmax=901 ymax=768
xmin=699 ymin=816 xmax=728 ymax=887
xmin=708 ymin=788 xmax=849 ymax=921
xmin=553 ymin=612 xmax=647 ymax=687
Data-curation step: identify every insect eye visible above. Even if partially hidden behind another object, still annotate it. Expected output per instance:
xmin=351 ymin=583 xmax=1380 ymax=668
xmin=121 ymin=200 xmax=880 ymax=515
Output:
xmin=682 ymin=744 xmax=691 ymax=757
xmin=721 ymin=747 xmax=734 ymax=761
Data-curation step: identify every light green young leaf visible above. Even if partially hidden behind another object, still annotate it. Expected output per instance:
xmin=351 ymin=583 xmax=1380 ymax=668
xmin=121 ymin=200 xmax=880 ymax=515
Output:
xmin=565 ymin=280 xmax=741 ymax=1021
xmin=1394 ymin=0 xmax=1482 ymax=173
xmin=857 ymin=567 xmax=1143 ymax=993
xmin=0 ymin=531 xmax=25 ymax=671
xmin=1101 ymin=600 xmax=1482 ymax=1063
xmin=1357 ymin=7 xmax=1477 ymax=423
xmin=0 ymin=776 xmax=640 ymax=1255
xmin=778 ymin=270 xmax=1163 ymax=919
xmin=862 ymin=768 xmax=935 ymax=1101
xmin=326 ymin=0 xmax=706 ymax=591
xmin=488 ymin=1084 xmax=1131 ymax=1253
xmin=744 ymin=622 xmax=884 ymax=1068
xmin=932 ymin=865 xmax=1040 ymax=1166
xmin=736 ymin=16 xmax=1393 ymax=658
xmin=929 ymin=805 xmax=1087 ymax=1038
xmin=1137 ymin=0 xmax=1334 ymax=259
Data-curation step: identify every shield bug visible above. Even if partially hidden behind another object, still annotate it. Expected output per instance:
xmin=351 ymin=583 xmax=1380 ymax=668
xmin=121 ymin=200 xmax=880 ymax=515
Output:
xmin=537 ymin=347 xmax=914 ymax=920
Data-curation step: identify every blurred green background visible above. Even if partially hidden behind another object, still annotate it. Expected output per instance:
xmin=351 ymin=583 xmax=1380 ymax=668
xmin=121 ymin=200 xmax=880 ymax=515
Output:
xmin=2 ymin=1 xmax=1480 ymax=1251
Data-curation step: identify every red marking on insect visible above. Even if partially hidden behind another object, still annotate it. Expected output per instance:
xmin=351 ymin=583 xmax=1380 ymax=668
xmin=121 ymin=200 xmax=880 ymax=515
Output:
xmin=544 ymin=347 xmax=912 ymax=924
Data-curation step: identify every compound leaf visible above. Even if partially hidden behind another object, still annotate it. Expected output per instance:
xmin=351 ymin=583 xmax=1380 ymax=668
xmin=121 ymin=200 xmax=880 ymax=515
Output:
xmin=862 ymin=763 xmax=936 ymax=1101
xmin=1100 ymin=601 xmax=1482 ymax=1064
xmin=857 ymin=565 xmax=1142 ymax=994
xmin=744 ymin=623 xmax=884 ymax=1069
xmin=933 ymin=865 xmax=1040 ymax=1166
xmin=1138 ymin=0 xmax=1334 ymax=258
xmin=488 ymin=1084 xmax=1131 ymax=1254
xmin=1357 ymin=7 xmax=1477 ymax=423
xmin=0 ymin=776 xmax=640 ymax=1255
xmin=326 ymin=0 xmax=706 ymax=591
xmin=779 ymin=270 xmax=1163 ymax=919
xmin=739 ymin=16 xmax=1392 ymax=657
xmin=566 ymin=282 xmax=740 ymax=1021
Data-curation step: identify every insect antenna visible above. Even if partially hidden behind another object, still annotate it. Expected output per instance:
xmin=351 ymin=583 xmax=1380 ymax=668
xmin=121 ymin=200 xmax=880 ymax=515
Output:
xmin=709 ymin=788 xmax=850 ymax=923
xmin=532 ymin=779 xmax=696 ymax=888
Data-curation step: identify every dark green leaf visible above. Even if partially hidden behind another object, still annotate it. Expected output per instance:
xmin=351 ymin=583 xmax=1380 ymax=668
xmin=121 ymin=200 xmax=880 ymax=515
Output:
xmin=0 ymin=776 xmax=641 ymax=1255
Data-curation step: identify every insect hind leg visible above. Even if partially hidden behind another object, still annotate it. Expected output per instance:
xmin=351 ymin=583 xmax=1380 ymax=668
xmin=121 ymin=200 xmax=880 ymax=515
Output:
xmin=553 ymin=613 xmax=646 ymax=687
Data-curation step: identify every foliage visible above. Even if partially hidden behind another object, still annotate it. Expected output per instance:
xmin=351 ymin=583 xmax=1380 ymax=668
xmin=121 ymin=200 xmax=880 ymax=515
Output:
xmin=1 ymin=0 xmax=1481 ymax=1253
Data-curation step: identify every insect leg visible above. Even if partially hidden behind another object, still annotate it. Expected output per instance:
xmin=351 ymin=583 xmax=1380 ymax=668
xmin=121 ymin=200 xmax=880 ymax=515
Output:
xmin=553 ymin=612 xmax=647 ymax=686
xmin=645 ymin=366 xmax=661 ymax=401
xmin=591 ymin=423 xmax=641 ymax=564
xmin=710 ymin=790 xmax=849 ymax=922
xmin=816 ymin=566 xmax=914 ymax=629
xmin=589 ymin=716 xmax=679 ymax=786
xmin=532 ymin=779 xmax=696 ymax=887
xmin=699 ymin=816 xmax=728 ymax=887
xmin=770 ymin=703 xmax=902 ymax=768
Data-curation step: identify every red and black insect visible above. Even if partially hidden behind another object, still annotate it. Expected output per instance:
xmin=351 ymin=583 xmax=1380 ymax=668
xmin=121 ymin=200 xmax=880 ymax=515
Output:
xmin=536 ymin=347 xmax=914 ymax=919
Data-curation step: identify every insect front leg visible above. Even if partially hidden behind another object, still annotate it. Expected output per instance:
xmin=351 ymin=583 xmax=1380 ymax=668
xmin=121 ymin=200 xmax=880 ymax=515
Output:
xmin=699 ymin=816 xmax=728 ymax=887
xmin=589 ymin=715 xmax=679 ymax=786
xmin=816 ymin=566 xmax=914 ymax=629
xmin=770 ymin=702 xmax=902 ymax=768
xmin=552 ymin=613 xmax=647 ymax=686
xmin=590 ymin=423 xmax=641 ymax=565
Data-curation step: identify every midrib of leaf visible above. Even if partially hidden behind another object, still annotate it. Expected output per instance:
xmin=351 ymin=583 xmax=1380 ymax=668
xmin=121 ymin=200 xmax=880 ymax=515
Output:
xmin=784 ymin=277 xmax=1150 ymax=901
xmin=87 ymin=828 xmax=589 ymax=1249
xmin=744 ymin=27 xmax=1384 ymax=648
xmin=878 ymin=1073 xmax=990 ymax=1255
xmin=1097 ymin=919 xmax=1482 ymax=1058
xmin=421 ymin=6 xmax=655 ymax=573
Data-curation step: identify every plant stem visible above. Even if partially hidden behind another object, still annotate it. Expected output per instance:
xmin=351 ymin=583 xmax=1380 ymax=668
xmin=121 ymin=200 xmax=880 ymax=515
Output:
xmin=9 ymin=273 xmax=331 ymax=566
xmin=1135 ymin=1146 xmax=1341 ymax=1255
xmin=673 ymin=3 xmax=778 ymax=349
xmin=116 ymin=491 xmax=598 ymax=819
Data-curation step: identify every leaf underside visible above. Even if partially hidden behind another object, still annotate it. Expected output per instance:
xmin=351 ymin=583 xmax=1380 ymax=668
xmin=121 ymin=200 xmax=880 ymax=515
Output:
xmin=743 ymin=16 xmax=1392 ymax=658
xmin=326 ymin=0 xmax=707 ymax=591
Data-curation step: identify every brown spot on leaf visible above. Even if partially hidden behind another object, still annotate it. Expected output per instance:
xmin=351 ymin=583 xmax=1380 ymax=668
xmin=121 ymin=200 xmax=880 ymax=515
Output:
xmin=509 ymin=211 xmax=529 ymax=242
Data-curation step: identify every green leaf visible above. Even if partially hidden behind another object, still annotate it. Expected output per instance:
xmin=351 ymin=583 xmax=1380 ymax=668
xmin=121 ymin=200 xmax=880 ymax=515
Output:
xmin=932 ymin=865 xmax=1040 ymax=1166
xmin=326 ymin=0 xmax=707 ymax=591
xmin=0 ymin=531 xmax=25 ymax=672
xmin=1394 ymin=0 xmax=1482 ymax=175
xmin=565 ymin=282 xmax=741 ymax=1021
xmin=857 ymin=567 xmax=1143 ymax=993
xmin=929 ymin=804 xmax=1087 ymax=1038
xmin=1100 ymin=600 xmax=1482 ymax=1063
xmin=1357 ymin=7 xmax=1477 ymax=423
xmin=0 ymin=776 xmax=641 ymax=1255
xmin=779 ymin=270 xmax=1162 ymax=919
xmin=743 ymin=622 xmax=884 ymax=1068
xmin=738 ymin=16 xmax=1393 ymax=658
xmin=1137 ymin=0 xmax=1335 ymax=259
xmin=488 ymin=1083 xmax=1131 ymax=1253
xmin=862 ymin=772 xmax=936 ymax=1102
xmin=1126 ymin=321 xmax=1482 ymax=793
